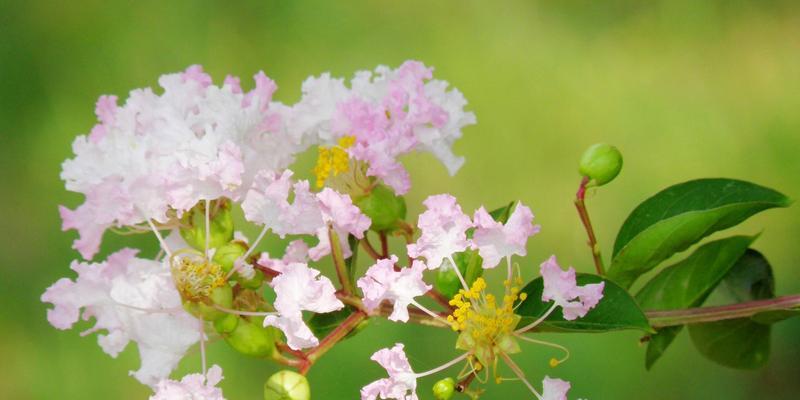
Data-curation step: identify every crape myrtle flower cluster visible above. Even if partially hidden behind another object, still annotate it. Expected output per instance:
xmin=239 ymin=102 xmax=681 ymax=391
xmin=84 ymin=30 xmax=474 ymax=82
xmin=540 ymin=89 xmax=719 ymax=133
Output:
xmin=42 ymin=61 xmax=603 ymax=399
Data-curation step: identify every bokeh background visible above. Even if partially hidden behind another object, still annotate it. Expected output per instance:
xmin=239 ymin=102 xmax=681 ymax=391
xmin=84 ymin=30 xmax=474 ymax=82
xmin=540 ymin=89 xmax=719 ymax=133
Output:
xmin=2 ymin=1 xmax=799 ymax=399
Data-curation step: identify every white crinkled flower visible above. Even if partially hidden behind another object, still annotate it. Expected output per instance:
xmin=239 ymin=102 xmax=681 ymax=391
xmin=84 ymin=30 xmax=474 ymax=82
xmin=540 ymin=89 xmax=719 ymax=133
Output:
xmin=40 ymin=249 xmax=201 ymax=387
xmin=357 ymin=256 xmax=431 ymax=322
xmin=262 ymin=262 xmax=344 ymax=350
xmin=361 ymin=344 xmax=418 ymax=400
xmin=150 ymin=365 xmax=226 ymax=400
xmin=406 ymin=194 xmax=473 ymax=270
xmin=60 ymin=65 xmax=301 ymax=260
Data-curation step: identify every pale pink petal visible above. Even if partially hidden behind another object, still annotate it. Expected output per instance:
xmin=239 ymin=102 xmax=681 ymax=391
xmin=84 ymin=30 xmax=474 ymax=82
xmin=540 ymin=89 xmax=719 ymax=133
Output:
xmin=150 ymin=364 xmax=226 ymax=400
xmin=264 ymin=263 xmax=344 ymax=350
xmin=407 ymin=194 xmax=472 ymax=270
xmin=361 ymin=344 xmax=418 ymax=400
xmin=540 ymin=256 xmax=605 ymax=321
xmin=357 ymin=257 xmax=431 ymax=323
xmin=542 ymin=376 xmax=571 ymax=400
xmin=472 ymin=202 xmax=539 ymax=269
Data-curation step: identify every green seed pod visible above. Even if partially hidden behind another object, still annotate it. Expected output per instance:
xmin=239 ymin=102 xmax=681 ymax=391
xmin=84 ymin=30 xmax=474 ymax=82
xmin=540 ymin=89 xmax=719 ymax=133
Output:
xmin=432 ymin=377 xmax=456 ymax=400
xmin=355 ymin=184 xmax=407 ymax=232
xmin=212 ymin=241 xmax=248 ymax=273
xmin=213 ymin=313 xmax=239 ymax=334
xmin=264 ymin=370 xmax=311 ymax=400
xmin=180 ymin=200 xmax=235 ymax=252
xmin=223 ymin=317 xmax=276 ymax=358
xmin=578 ymin=143 xmax=623 ymax=186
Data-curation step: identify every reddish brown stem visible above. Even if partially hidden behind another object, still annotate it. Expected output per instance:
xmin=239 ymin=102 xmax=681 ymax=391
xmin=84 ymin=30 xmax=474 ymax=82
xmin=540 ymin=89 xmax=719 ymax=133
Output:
xmin=360 ymin=237 xmax=383 ymax=260
xmin=379 ymin=231 xmax=390 ymax=258
xmin=575 ymin=176 xmax=605 ymax=275
xmin=646 ymin=294 xmax=800 ymax=328
xmin=426 ymin=289 xmax=455 ymax=312
xmin=300 ymin=310 xmax=368 ymax=374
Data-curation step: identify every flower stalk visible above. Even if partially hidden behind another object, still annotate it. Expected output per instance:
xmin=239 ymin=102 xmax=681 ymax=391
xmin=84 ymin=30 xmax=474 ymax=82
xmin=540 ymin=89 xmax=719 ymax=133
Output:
xmin=574 ymin=176 xmax=605 ymax=275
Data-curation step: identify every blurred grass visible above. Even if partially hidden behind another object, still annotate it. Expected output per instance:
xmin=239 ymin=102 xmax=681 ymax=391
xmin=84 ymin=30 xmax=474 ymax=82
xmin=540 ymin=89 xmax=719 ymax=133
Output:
xmin=1 ymin=0 xmax=800 ymax=398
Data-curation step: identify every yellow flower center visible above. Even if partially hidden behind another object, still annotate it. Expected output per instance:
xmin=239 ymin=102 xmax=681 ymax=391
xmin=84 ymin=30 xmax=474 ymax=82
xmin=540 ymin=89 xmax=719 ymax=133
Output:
xmin=448 ymin=276 xmax=526 ymax=343
xmin=171 ymin=251 xmax=227 ymax=301
xmin=313 ymin=136 xmax=356 ymax=188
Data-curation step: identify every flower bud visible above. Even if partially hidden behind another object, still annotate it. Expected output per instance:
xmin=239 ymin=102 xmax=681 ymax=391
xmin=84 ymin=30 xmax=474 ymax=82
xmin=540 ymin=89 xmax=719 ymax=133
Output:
xmin=355 ymin=184 xmax=407 ymax=232
xmin=213 ymin=313 xmax=239 ymax=334
xmin=432 ymin=377 xmax=456 ymax=400
xmin=578 ymin=143 xmax=623 ymax=186
xmin=180 ymin=200 xmax=235 ymax=252
xmin=183 ymin=285 xmax=233 ymax=321
xmin=264 ymin=370 xmax=311 ymax=400
xmin=223 ymin=317 xmax=277 ymax=358
xmin=213 ymin=241 xmax=248 ymax=273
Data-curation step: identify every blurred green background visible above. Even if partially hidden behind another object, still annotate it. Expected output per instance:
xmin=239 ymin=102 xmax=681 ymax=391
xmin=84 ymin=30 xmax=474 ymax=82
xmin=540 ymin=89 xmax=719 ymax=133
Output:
xmin=2 ymin=1 xmax=799 ymax=399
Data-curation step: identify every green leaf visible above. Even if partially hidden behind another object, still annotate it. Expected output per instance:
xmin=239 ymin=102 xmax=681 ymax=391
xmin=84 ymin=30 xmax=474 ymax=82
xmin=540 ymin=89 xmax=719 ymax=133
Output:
xmin=636 ymin=235 xmax=755 ymax=369
xmin=644 ymin=326 xmax=682 ymax=370
xmin=489 ymin=201 xmax=515 ymax=223
xmin=688 ymin=249 xmax=774 ymax=369
xmin=517 ymin=273 xmax=651 ymax=333
xmin=608 ymin=179 xmax=789 ymax=288
xmin=435 ymin=250 xmax=484 ymax=299
xmin=308 ymin=306 xmax=356 ymax=338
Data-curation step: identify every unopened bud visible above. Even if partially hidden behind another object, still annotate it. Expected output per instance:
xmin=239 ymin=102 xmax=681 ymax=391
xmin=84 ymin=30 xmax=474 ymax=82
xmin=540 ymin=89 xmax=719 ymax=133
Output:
xmin=579 ymin=143 xmax=623 ymax=186
xmin=213 ymin=241 xmax=248 ymax=273
xmin=180 ymin=200 xmax=235 ymax=252
xmin=213 ymin=313 xmax=239 ymax=334
xmin=355 ymin=184 xmax=407 ymax=232
xmin=264 ymin=370 xmax=310 ymax=400
xmin=223 ymin=318 xmax=277 ymax=358
xmin=432 ymin=377 xmax=455 ymax=400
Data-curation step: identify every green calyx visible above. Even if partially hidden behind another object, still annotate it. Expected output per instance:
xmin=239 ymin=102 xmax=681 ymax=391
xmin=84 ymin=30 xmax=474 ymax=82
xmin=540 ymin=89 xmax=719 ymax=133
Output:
xmin=179 ymin=199 xmax=235 ymax=252
xmin=355 ymin=184 xmax=407 ymax=232
xmin=222 ymin=317 xmax=277 ymax=358
xmin=264 ymin=370 xmax=311 ymax=400
xmin=579 ymin=143 xmax=623 ymax=186
xmin=433 ymin=377 xmax=456 ymax=400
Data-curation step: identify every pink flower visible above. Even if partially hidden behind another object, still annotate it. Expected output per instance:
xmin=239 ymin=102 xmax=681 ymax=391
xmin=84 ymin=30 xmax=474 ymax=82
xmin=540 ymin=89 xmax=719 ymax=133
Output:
xmin=407 ymin=194 xmax=472 ymax=270
xmin=61 ymin=65 xmax=300 ymax=259
xmin=241 ymin=170 xmax=324 ymax=237
xmin=263 ymin=263 xmax=344 ymax=350
xmin=40 ymin=249 xmax=200 ymax=386
xmin=308 ymin=188 xmax=372 ymax=261
xmin=150 ymin=365 xmax=225 ymax=400
xmin=357 ymin=256 xmax=431 ymax=322
xmin=540 ymin=256 xmax=605 ymax=321
xmin=361 ymin=344 xmax=418 ymax=400
xmin=472 ymin=202 xmax=540 ymax=269
xmin=542 ymin=376 xmax=571 ymax=400
xmin=257 ymin=240 xmax=310 ymax=274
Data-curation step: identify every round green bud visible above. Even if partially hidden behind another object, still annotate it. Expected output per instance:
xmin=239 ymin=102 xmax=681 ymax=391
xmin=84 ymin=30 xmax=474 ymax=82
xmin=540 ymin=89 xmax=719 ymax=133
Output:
xmin=183 ymin=285 xmax=234 ymax=321
xmin=239 ymin=269 xmax=265 ymax=290
xmin=578 ymin=143 xmax=623 ymax=186
xmin=264 ymin=370 xmax=310 ymax=400
xmin=213 ymin=313 xmax=239 ymax=334
xmin=223 ymin=318 xmax=276 ymax=358
xmin=212 ymin=241 xmax=248 ymax=273
xmin=432 ymin=377 xmax=456 ymax=400
xmin=355 ymin=184 xmax=407 ymax=232
xmin=180 ymin=201 xmax=235 ymax=252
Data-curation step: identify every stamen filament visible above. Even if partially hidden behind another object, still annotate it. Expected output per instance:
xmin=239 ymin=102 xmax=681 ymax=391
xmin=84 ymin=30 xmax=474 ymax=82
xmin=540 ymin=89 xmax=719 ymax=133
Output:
xmin=198 ymin=319 xmax=207 ymax=375
xmin=500 ymin=352 xmax=542 ymax=400
xmin=409 ymin=299 xmax=452 ymax=326
xmin=211 ymin=304 xmax=277 ymax=317
xmin=227 ymin=225 xmax=269 ymax=280
xmin=144 ymin=217 xmax=172 ymax=258
xmin=204 ymin=199 xmax=211 ymax=259
xmin=414 ymin=352 xmax=470 ymax=378
xmin=514 ymin=303 xmax=558 ymax=334
xmin=447 ymin=255 xmax=470 ymax=292
xmin=514 ymin=334 xmax=571 ymax=364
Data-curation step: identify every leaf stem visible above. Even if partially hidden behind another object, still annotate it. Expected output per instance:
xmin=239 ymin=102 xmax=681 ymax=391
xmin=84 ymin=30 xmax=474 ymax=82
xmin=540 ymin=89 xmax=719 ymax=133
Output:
xmin=328 ymin=226 xmax=353 ymax=295
xmin=646 ymin=294 xmax=800 ymax=327
xmin=575 ymin=176 xmax=605 ymax=275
